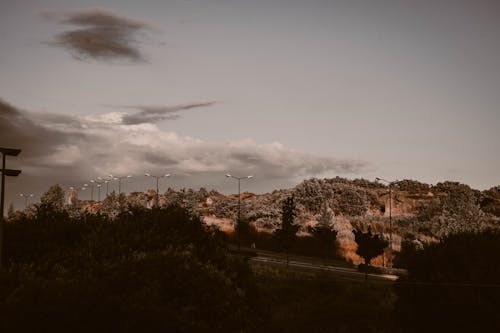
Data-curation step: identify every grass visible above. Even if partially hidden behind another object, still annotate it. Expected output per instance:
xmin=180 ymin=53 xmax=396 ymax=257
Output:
xmin=249 ymin=263 xmax=397 ymax=332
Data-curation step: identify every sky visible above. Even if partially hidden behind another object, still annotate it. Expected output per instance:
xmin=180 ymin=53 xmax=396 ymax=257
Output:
xmin=1 ymin=0 xmax=499 ymax=208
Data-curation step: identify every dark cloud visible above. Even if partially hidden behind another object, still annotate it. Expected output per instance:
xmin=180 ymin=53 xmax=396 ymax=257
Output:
xmin=43 ymin=8 xmax=153 ymax=62
xmin=0 ymin=99 xmax=83 ymax=162
xmin=119 ymin=101 xmax=220 ymax=124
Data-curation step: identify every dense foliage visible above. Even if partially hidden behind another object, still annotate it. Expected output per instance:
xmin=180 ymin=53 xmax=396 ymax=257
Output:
xmin=1 ymin=205 xmax=255 ymax=332
xmin=308 ymin=204 xmax=338 ymax=258
xmin=395 ymin=230 xmax=500 ymax=332
xmin=353 ymin=228 xmax=388 ymax=266
xmin=274 ymin=196 xmax=300 ymax=263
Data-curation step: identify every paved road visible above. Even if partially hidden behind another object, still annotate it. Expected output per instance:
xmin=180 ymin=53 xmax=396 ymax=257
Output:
xmin=236 ymin=247 xmax=399 ymax=283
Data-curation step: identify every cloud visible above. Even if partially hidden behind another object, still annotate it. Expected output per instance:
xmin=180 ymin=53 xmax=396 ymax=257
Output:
xmin=1 ymin=99 xmax=370 ymax=207
xmin=0 ymin=99 xmax=85 ymax=164
xmin=43 ymin=8 xmax=154 ymax=62
xmin=116 ymin=101 xmax=221 ymax=125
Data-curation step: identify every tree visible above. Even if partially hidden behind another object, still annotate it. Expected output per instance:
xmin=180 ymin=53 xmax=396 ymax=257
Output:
xmin=395 ymin=230 xmax=500 ymax=331
xmin=417 ymin=182 xmax=487 ymax=236
xmin=40 ymin=184 xmax=65 ymax=211
xmin=34 ymin=185 xmax=68 ymax=222
xmin=353 ymin=227 xmax=388 ymax=278
xmin=1 ymin=204 xmax=256 ymax=332
xmin=235 ymin=213 xmax=256 ymax=247
xmin=309 ymin=203 xmax=338 ymax=257
xmin=7 ymin=203 xmax=15 ymax=220
xmin=274 ymin=196 xmax=300 ymax=265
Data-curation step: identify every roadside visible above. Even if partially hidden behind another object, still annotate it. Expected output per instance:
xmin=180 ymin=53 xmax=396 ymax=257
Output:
xmin=229 ymin=245 xmax=400 ymax=283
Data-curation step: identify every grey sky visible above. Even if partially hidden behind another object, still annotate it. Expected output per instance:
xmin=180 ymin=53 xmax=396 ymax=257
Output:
xmin=1 ymin=0 xmax=499 ymax=208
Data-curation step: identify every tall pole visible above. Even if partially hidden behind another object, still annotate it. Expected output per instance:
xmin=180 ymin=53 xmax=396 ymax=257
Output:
xmin=226 ymin=174 xmax=253 ymax=251
xmin=109 ymin=175 xmax=132 ymax=197
xmin=0 ymin=153 xmax=5 ymax=269
xmin=238 ymin=178 xmax=241 ymax=249
xmin=83 ymin=183 xmax=94 ymax=201
xmin=0 ymin=147 xmax=22 ymax=271
xmin=376 ymin=177 xmax=396 ymax=267
xmin=156 ymin=177 xmax=159 ymax=207
xmin=19 ymin=193 xmax=33 ymax=208
xmin=389 ymin=184 xmax=392 ymax=249
xmin=145 ymin=173 xmax=170 ymax=208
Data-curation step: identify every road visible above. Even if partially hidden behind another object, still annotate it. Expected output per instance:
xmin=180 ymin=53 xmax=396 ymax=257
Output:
xmin=235 ymin=247 xmax=399 ymax=283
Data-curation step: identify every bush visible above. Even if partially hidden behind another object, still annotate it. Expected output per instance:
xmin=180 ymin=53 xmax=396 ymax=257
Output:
xmin=1 ymin=205 xmax=255 ymax=332
xmin=394 ymin=230 xmax=500 ymax=332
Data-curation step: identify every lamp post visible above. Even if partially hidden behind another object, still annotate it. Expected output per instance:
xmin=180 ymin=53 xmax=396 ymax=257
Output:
xmin=97 ymin=177 xmax=113 ymax=196
xmin=90 ymin=179 xmax=105 ymax=201
xmin=84 ymin=181 xmax=96 ymax=201
xmin=0 ymin=147 xmax=22 ymax=270
xmin=96 ymin=184 xmax=103 ymax=201
xmin=69 ymin=186 xmax=87 ymax=202
xmin=19 ymin=193 xmax=34 ymax=208
xmin=109 ymin=174 xmax=132 ymax=195
xmin=145 ymin=173 xmax=170 ymax=207
xmin=225 ymin=174 xmax=253 ymax=250
xmin=375 ymin=177 xmax=397 ymax=250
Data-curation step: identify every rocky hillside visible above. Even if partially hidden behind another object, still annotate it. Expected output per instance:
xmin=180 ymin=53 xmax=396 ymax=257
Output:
xmin=65 ymin=177 xmax=500 ymax=263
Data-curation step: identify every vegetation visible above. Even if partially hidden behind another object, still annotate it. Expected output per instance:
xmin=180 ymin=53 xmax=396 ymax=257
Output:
xmin=308 ymin=203 xmax=338 ymax=258
xmin=1 ymin=204 xmax=254 ymax=332
xmin=394 ymin=230 xmax=500 ymax=332
xmin=251 ymin=265 xmax=396 ymax=332
xmin=3 ymin=179 xmax=500 ymax=332
xmin=274 ymin=196 xmax=300 ymax=264
xmin=353 ymin=227 xmax=388 ymax=273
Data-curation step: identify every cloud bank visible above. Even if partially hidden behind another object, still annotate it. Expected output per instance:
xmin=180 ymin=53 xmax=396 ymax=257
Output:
xmin=1 ymin=99 xmax=369 ymax=206
xmin=43 ymin=8 xmax=154 ymax=62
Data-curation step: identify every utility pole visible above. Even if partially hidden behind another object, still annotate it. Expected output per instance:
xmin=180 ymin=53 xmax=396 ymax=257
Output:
xmin=145 ymin=173 xmax=170 ymax=207
xmin=0 ymin=147 xmax=22 ymax=270
xmin=376 ymin=177 xmax=397 ymax=267
xmin=19 ymin=193 xmax=34 ymax=208
xmin=109 ymin=174 xmax=132 ymax=196
xmin=225 ymin=174 xmax=253 ymax=251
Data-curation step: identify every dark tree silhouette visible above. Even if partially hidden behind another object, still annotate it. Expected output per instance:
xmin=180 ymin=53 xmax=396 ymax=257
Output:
xmin=353 ymin=227 xmax=388 ymax=278
xmin=309 ymin=203 xmax=338 ymax=257
xmin=395 ymin=230 xmax=500 ymax=332
xmin=274 ymin=196 xmax=299 ymax=265
xmin=40 ymin=184 xmax=65 ymax=211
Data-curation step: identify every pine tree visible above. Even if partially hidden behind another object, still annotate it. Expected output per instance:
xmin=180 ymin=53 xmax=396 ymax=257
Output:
xmin=310 ymin=203 xmax=338 ymax=257
xmin=274 ymin=196 xmax=299 ymax=265
xmin=7 ymin=203 xmax=15 ymax=220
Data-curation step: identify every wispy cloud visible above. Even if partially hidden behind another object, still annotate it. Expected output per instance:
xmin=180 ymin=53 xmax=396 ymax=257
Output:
xmin=43 ymin=8 xmax=154 ymax=62
xmin=117 ymin=101 xmax=221 ymax=124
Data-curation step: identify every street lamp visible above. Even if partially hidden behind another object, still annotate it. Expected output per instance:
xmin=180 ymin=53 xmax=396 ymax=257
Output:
xmin=145 ymin=173 xmax=171 ymax=207
xmin=69 ymin=186 xmax=87 ymax=202
xmin=375 ymin=177 xmax=398 ymax=250
xmin=84 ymin=181 xmax=96 ymax=201
xmin=97 ymin=176 xmax=113 ymax=196
xmin=19 ymin=193 xmax=34 ymax=208
xmin=0 ymin=147 xmax=22 ymax=271
xmin=109 ymin=174 xmax=132 ymax=195
xmin=96 ymin=184 xmax=103 ymax=201
xmin=90 ymin=179 xmax=106 ymax=201
xmin=225 ymin=174 xmax=253 ymax=250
